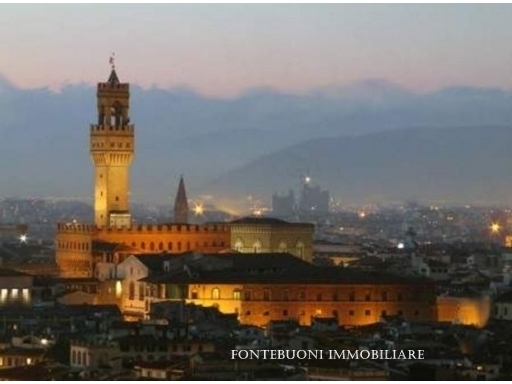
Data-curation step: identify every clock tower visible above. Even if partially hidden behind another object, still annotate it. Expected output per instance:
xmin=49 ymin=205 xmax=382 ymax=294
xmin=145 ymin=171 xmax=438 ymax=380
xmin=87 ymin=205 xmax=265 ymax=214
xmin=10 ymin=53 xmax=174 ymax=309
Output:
xmin=90 ymin=60 xmax=134 ymax=228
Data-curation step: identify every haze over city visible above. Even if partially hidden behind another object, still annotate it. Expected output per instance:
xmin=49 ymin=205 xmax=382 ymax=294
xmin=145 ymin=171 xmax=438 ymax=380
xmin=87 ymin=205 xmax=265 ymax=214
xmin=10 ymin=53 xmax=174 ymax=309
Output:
xmin=3 ymin=5 xmax=512 ymax=381
xmin=2 ymin=4 xmax=512 ymax=208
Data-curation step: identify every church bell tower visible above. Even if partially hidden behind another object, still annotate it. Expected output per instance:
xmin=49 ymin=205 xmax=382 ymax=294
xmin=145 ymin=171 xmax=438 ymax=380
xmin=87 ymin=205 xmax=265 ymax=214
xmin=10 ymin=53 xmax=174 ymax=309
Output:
xmin=90 ymin=57 xmax=134 ymax=228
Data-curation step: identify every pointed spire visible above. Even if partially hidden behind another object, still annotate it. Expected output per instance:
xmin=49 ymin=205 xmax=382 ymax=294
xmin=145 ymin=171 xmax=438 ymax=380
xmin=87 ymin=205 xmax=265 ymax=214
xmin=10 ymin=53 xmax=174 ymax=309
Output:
xmin=174 ymin=175 xmax=189 ymax=224
xmin=108 ymin=69 xmax=120 ymax=85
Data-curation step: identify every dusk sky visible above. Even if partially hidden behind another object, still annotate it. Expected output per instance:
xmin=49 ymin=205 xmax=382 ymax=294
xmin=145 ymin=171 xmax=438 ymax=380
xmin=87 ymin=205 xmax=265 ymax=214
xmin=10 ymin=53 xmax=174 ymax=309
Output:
xmin=2 ymin=4 xmax=512 ymax=97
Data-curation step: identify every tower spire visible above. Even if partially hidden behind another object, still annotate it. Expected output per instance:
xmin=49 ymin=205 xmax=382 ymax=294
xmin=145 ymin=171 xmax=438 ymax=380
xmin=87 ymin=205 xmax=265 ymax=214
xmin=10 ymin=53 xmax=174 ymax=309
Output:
xmin=174 ymin=175 xmax=189 ymax=224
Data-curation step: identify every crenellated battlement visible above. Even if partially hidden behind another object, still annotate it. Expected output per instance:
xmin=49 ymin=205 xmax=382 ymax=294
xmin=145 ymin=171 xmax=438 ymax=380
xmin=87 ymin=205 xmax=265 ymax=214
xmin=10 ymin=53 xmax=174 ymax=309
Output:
xmin=100 ymin=223 xmax=230 ymax=234
xmin=57 ymin=222 xmax=96 ymax=234
xmin=90 ymin=124 xmax=134 ymax=133
xmin=97 ymin=82 xmax=129 ymax=91
xmin=57 ymin=222 xmax=230 ymax=235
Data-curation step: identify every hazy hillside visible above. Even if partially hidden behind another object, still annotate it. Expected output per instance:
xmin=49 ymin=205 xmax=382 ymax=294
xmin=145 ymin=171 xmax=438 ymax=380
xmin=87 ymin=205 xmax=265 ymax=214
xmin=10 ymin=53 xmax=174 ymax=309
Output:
xmin=203 ymin=126 xmax=512 ymax=207
xmin=2 ymin=74 xmax=512 ymax=204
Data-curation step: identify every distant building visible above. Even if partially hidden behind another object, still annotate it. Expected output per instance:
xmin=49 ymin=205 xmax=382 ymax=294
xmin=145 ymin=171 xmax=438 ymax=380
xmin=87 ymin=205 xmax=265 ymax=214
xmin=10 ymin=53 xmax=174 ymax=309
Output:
xmin=298 ymin=177 xmax=329 ymax=214
xmin=493 ymin=290 xmax=512 ymax=321
xmin=0 ymin=269 xmax=33 ymax=307
xmin=272 ymin=190 xmax=295 ymax=217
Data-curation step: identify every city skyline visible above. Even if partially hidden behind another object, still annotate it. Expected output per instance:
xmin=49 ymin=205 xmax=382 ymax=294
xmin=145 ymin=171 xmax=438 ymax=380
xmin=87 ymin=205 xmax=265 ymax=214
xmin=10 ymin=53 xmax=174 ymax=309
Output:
xmin=2 ymin=4 xmax=512 ymax=96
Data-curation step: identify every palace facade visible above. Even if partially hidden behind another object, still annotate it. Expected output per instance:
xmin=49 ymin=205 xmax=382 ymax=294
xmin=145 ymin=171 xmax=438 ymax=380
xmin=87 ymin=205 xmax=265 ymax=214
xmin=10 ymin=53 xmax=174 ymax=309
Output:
xmin=55 ymin=67 xmax=313 ymax=278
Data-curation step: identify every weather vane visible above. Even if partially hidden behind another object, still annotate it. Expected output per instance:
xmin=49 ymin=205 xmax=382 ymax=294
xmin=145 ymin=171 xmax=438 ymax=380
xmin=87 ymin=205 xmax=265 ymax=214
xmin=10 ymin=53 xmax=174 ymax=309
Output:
xmin=109 ymin=52 xmax=116 ymax=70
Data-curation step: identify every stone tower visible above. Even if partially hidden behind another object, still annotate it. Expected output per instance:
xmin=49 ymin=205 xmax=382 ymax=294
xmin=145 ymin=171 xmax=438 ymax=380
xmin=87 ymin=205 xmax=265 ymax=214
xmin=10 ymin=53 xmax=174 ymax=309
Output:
xmin=174 ymin=176 xmax=189 ymax=223
xmin=90 ymin=63 xmax=134 ymax=228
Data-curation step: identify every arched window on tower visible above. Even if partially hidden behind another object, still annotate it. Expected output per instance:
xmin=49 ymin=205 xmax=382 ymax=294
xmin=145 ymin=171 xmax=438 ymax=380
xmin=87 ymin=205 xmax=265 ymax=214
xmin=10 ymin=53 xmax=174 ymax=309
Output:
xmin=211 ymin=288 xmax=220 ymax=300
xmin=111 ymin=101 xmax=123 ymax=128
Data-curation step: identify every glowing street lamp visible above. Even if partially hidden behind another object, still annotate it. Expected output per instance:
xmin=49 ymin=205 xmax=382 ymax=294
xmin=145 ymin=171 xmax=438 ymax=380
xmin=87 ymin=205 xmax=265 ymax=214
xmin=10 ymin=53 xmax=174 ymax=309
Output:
xmin=193 ymin=203 xmax=204 ymax=216
xmin=490 ymin=223 xmax=500 ymax=234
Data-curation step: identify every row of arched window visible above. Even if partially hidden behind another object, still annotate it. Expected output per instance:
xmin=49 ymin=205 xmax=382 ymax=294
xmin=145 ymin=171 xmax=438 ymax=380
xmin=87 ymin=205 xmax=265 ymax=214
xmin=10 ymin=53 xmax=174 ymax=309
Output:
xmin=185 ymin=288 xmax=410 ymax=302
xmin=233 ymin=239 xmax=305 ymax=257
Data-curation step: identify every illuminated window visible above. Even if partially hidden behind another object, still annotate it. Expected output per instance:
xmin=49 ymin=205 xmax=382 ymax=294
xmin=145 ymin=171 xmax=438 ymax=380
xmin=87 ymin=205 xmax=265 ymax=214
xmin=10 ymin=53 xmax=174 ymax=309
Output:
xmin=234 ymin=239 xmax=243 ymax=252
xmin=233 ymin=290 xmax=241 ymax=300
xmin=253 ymin=241 xmax=261 ymax=253
xmin=129 ymin=282 xmax=135 ymax=300
xmin=212 ymin=288 xmax=220 ymax=300
xmin=11 ymin=289 xmax=19 ymax=298
xmin=139 ymin=284 xmax=144 ymax=300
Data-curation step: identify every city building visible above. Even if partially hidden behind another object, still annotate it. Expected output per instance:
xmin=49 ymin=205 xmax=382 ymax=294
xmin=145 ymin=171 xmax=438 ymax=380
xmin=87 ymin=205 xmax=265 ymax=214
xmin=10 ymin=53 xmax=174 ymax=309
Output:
xmin=298 ymin=176 xmax=329 ymax=214
xmin=116 ymin=252 xmax=437 ymax=326
xmin=229 ymin=217 xmax=314 ymax=262
xmin=55 ymin=67 xmax=232 ymax=278
xmin=271 ymin=190 xmax=295 ymax=217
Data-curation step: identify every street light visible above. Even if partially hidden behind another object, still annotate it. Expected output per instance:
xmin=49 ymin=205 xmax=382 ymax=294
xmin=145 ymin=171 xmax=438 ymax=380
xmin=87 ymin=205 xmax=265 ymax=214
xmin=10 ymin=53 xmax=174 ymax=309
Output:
xmin=490 ymin=222 xmax=500 ymax=234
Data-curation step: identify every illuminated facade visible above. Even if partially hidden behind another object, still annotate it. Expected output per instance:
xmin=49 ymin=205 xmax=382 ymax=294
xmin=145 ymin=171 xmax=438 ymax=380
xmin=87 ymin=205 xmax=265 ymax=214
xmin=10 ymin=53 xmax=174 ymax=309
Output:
xmin=117 ymin=253 xmax=437 ymax=326
xmin=0 ymin=269 xmax=33 ymax=307
xmin=55 ymin=68 xmax=230 ymax=278
xmin=230 ymin=217 xmax=314 ymax=263
xmin=56 ymin=67 xmax=317 ymax=278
